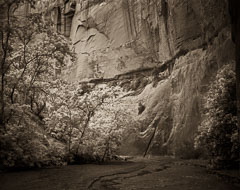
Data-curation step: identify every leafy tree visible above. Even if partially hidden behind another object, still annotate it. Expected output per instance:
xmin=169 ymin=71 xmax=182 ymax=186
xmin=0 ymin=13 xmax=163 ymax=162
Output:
xmin=195 ymin=64 xmax=239 ymax=169
xmin=0 ymin=0 xmax=137 ymax=168
xmin=45 ymin=83 xmax=135 ymax=163
xmin=0 ymin=0 xmax=75 ymax=168
xmin=88 ymin=87 xmax=135 ymax=162
xmin=0 ymin=0 xmax=38 ymax=128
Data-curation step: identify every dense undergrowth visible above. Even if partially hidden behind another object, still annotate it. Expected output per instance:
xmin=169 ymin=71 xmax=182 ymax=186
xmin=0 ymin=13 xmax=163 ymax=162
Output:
xmin=175 ymin=64 xmax=239 ymax=169
xmin=195 ymin=64 xmax=239 ymax=169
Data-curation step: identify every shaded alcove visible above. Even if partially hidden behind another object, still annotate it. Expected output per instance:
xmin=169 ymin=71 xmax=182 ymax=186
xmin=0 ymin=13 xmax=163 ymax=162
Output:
xmin=64 ymin=15 xmax=73 ymax=37
xmin=63 ymin=0 xmax=76 ymax=37
xmin=57 ymin=7 xmax=62 ymax=33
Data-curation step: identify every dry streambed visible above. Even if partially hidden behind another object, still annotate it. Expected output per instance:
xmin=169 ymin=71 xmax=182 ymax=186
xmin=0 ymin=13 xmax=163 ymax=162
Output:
xmin=0 ymin=157 xmax=239 ymax=190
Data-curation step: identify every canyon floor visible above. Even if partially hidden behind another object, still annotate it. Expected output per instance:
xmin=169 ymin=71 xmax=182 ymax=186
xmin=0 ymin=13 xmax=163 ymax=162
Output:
xmin=0 ymin=156 xmax=239 ymax=190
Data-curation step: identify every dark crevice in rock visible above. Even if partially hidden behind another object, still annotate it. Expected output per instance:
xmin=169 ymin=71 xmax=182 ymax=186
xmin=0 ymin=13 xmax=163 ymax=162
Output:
xmin=162 ymin=0 xmax=169 ymax=34
xmin=122 ymin=0 xmax=134 ymax=40
xmin=86 ymin=34 xmax=96 ymax=42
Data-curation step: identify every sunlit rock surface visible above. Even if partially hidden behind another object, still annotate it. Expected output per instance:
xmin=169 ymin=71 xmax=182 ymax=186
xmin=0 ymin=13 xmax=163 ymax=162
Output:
xmin=122 ymin=29 xmax=235 ymax=155
xmin=66 ymin=0 xmax=231 ymax=80
xmin=55 ymin=0 xmax=235 ymax=155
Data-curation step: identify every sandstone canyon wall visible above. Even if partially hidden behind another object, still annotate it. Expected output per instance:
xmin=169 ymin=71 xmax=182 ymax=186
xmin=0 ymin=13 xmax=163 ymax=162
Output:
xmin=55 ymin=0 xmax=235 ymax=155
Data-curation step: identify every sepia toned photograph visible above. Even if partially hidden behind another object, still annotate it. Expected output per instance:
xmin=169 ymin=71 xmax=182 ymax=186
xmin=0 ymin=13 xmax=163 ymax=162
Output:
xmin=0 ymin=0 xmax=239 ymax=189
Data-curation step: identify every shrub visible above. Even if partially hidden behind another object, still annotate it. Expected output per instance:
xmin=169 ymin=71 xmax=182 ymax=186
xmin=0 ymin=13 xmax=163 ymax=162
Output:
xmin=0 ymin=123 xmax=66 ymax=169
xmin=195 ymin=64 xmax=239 ymax=169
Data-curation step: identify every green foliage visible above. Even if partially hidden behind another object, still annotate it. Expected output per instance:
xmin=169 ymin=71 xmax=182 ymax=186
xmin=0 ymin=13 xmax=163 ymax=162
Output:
xmin=195 ymin=64 xmax=239 ymax=169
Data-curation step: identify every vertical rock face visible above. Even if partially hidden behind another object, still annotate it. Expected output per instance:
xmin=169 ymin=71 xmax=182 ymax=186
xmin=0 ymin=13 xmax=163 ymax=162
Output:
xmin=62 ymin=0 xmax=231 ymax=81
xmin=55 ymin=0 xmax=235 ymax=154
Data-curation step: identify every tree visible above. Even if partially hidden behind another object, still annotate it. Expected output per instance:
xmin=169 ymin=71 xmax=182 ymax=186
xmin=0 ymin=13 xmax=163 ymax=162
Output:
xmin=0 ymin=0 xmax=76 ymax=168
xmin=88 ymin=89 xmax=135 ymax=162
xmin=45 ymin=83 xmax=136 ymax=163
xmin=195 ymin=64 xmax=239 ymax=169
xmin=0 ymin=0 xmax=38 ymax=128
xmin=0 ymin=0 xmax=74 ymax=125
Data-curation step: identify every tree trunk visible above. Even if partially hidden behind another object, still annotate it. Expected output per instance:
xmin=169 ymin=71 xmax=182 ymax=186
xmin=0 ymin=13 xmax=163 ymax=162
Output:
xmin=101 ymin=141 xmax=109 ymax=162
xmin=143 ymin=117 xmax=161 ymax=157
xmin=0 ymin=4 xmax=11 ymax=130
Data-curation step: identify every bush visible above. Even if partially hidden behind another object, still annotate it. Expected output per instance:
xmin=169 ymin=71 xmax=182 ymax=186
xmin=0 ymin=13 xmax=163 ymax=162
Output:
xmin=0 ymin=124 xmax=66 ymax=169
xmin=195 ymin=64 xmax=239 ymax=169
